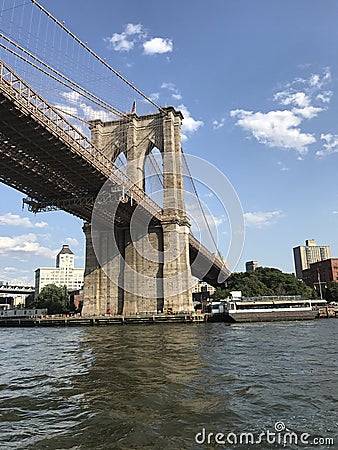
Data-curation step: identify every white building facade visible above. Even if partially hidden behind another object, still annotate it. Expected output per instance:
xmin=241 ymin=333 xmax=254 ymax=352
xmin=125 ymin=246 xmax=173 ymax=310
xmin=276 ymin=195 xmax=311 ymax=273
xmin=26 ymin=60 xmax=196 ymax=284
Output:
xmin=35 ymin=245 xmax=84 ymax=295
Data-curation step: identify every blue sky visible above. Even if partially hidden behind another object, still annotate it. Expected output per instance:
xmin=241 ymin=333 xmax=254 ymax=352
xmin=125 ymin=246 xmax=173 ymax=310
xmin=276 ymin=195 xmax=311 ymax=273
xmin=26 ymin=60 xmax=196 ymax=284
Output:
xmin=1 ymin=0 xmax=338 ymax=284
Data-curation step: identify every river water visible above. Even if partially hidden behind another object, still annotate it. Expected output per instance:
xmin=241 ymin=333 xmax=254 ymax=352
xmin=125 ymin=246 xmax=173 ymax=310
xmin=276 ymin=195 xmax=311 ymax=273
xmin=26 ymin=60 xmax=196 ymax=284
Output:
xmin=0 ymin=320 xmax=337 ymax=449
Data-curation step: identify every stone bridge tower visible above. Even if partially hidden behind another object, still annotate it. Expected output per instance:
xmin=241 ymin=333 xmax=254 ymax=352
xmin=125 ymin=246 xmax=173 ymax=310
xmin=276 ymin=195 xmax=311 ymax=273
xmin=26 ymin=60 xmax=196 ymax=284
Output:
xmin=81 ymin=107 xmax=194 ymax=316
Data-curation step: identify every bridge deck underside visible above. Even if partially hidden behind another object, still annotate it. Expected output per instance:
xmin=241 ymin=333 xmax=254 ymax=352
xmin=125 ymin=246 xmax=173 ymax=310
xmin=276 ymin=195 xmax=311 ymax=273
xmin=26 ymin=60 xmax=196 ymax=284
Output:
xmin=0 ymin=93 xmax=139 ymax=225
xmin=0 ymin=92 xmax=228 ymax=288
xmin=189 ymin=239 xmax=229 ymax=287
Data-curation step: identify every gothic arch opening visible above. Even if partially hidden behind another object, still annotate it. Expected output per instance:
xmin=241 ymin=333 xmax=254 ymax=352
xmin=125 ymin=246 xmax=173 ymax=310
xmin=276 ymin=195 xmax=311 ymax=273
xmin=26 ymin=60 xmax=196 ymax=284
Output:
xmin=114 ymin=151 xmax=127 ymax=173
xmin=143 ymin=147 xmax=164 ymax=209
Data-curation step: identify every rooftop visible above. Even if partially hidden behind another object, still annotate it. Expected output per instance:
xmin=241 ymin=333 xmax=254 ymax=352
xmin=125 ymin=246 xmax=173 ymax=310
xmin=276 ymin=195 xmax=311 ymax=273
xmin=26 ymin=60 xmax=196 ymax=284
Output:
xmin=57 ymin=244 xmax=74 ymax=255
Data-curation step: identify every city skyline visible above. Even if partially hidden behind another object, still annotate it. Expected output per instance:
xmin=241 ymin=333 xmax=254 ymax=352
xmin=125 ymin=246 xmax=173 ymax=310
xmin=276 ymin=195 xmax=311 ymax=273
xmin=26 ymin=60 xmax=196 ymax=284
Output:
xmin=1 ymin=0 xmax=338 ymax=284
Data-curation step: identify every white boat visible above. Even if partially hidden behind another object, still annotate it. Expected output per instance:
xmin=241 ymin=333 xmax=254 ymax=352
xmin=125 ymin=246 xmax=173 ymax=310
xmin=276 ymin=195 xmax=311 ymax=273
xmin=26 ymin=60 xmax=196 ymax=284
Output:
xmin=223 ymin=297 xmax=321 ymax=322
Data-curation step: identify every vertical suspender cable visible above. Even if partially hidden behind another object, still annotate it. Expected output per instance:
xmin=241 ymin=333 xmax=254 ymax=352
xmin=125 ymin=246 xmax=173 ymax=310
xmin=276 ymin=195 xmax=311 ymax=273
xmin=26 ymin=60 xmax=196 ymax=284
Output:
xmin=30 ymin=0 xmax=167 ymax=114
xmin=182 ymin=149 xmax=222 ymax=258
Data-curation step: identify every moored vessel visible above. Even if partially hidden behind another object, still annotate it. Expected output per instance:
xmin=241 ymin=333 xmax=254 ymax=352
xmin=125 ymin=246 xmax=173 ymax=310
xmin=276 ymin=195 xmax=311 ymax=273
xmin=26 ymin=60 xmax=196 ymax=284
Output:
xmin=224 ymin=297 xmax=320 ymax=322
xmin=208 ymin=296 xmax=327 ymax=323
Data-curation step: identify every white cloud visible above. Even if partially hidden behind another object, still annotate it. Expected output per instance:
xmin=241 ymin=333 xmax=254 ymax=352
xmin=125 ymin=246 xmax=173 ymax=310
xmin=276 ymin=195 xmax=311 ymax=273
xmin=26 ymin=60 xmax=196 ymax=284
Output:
xmin=230 ymin=109 xmax=315 ymax=154
xmin=0 ymin=234 xmax=57 ymax=259
xmin=274 ymin=90 xmax=324 ymax=119
xmin=143 ymin=38 xmax=173 ymax=55
xmin=179 ymin=104 xmax=204 ymax=141
xmin=213 ymin=117 xmax=226 ymax=130
xmin=54 ymin=104 xmax=78 ymax=116
xmin=292 ymin=106 xmax=323 ymax=119
xmin=65 ymin=237 xmax=79 ymax=247
xmin=309 ymin=74 xmax=320 ymax=87
xmin=186 ymin=201 xmax=223 ymax=231
xmin=286 ymin=69 xmax=331 ymax=90
xmin=104 ymin=23 xmax=145 ymax=52
xmin=310 ymin=69 xmax=331 ymax=88
xmin=161 ymin=82 xmax=175 ymax=90
xmin=172 ymin=93 xmax=182 ymax=100
xmin=232 ymin=69 xmax=332 ymax=154
xmin=106 ymin=32 xmax=134 ymax=52
xmin=316 ymin=91 xmax=332 ymax=103
xmin=61 ymin=91 xmax=81 ymax=104
xmin=105 ymin=24 xmax=172 ymax=58
xmin=79 ymin=103 xmax=114 ymax=122
xmin=0 ymin=213 xmax=47 ymax=229
xmin=58 ymin=91 xmax=115 ymax=122
xmin=161 ymin=82 xmax=182 ymax=100
xmin=124 ymin=23 xmax=143 ymax=36
xmin=35 ymin=222 xmax=48 ymax=228
xmin=273 ymin=90 xmax=323 ymax=119
xmin=316 ymin=133 xmax=338 ymax=157
xmin=274 ymin=91 xmax=310 ymax=108
xmin=0 ymin=273 xmax=32 ymax=285
xmin=3 ymin=266 xmax=16 ymax=272
xmin=149 ymin=92 xmax=160 ymax=101
xmin=244 ymin=211 xmax=283 ymax=228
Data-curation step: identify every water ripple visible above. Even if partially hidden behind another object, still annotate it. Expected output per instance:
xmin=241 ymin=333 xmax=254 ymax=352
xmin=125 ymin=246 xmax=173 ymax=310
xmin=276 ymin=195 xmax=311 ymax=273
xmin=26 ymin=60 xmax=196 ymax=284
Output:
xmin=0 ymin=321 xmax=337 ymax=449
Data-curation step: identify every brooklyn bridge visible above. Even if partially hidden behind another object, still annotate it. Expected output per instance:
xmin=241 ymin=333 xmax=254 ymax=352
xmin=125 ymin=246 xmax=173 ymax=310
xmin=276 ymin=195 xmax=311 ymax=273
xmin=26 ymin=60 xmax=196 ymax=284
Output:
xmin=0 ymin=0 xmax=235 ymax=316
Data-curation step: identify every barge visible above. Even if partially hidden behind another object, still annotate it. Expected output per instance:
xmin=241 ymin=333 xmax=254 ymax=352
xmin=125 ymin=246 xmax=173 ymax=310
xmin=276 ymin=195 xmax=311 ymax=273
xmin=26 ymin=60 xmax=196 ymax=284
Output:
xmin=210 ymin=298 xmax=326 ymax=323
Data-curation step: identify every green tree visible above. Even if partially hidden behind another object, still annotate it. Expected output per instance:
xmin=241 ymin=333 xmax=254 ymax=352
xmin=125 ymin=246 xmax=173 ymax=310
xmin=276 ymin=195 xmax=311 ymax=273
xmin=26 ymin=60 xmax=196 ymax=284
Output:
xmin=217 ymin=267 xmax=313 ymax=298
xmin=224 ymin=271 xmax=274 ymax=297
xmin=36 ymin=284 xmax=70 ymax=314
xmin=25 ymin=293 xmax=35 ymax=308
xmin=213 ymin=287 xmax=229 ymax=300
xmin=324 ymin=283 xmax=338 ymax=302
xmin=254 ymin=267 xmax=312 ymax=297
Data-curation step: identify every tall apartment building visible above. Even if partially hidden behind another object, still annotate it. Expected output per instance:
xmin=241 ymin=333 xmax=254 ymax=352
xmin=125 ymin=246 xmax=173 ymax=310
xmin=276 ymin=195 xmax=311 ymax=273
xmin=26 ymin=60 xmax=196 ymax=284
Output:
xmin=35 ymin=245 xmax=84 ymax=295
xmin=293 ymin=239 xmax=331 ymax=279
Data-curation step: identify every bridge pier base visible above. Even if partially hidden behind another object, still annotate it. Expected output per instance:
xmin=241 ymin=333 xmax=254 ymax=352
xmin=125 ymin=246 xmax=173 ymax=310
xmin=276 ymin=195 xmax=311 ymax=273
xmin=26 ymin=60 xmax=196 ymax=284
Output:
xmin=123 ymin=226 xmax=163 ymax=315
xmin=162 ymin=220 xmax=193 ymax=313
xmin=82 ymin=223 xmax=121 ymax=317
xmin=81 ymin=221 xmax=194 ymax=317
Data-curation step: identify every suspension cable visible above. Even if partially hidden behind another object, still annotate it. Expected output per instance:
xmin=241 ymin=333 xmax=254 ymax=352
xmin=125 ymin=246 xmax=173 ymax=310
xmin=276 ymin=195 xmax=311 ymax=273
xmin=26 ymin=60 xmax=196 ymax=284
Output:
xmin=53 ymin=106 xmax=90 ymax=124
xmin=0 ymin=35 xmax=127 ymax=118
xmin=147 ymin=151 xmax=163 ymax=187
xmin=30 ymin=0 xmax=166 ymax=114
xmin=182 ymin=149 xmax=221 ymax=257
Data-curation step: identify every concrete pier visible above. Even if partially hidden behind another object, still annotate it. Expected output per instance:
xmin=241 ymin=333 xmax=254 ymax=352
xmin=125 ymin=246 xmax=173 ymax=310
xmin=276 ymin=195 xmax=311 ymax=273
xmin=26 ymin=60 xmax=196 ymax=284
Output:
xmin=0 ymin=313 xmax=207 ymax=327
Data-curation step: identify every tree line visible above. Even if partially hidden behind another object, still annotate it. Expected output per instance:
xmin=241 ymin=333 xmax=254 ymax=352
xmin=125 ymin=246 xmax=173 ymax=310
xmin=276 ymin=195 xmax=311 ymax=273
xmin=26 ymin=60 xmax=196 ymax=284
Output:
xmin=25 ymin=267 xmax=338 ymax=314
xmin=213 ymin=267 xmax=338 ymax=301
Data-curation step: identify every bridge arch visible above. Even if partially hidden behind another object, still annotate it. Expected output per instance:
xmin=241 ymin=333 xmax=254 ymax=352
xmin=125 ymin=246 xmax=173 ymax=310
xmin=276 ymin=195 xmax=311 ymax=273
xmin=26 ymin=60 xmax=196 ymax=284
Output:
xmin=143 ymin=147 xmax=163 ymax=208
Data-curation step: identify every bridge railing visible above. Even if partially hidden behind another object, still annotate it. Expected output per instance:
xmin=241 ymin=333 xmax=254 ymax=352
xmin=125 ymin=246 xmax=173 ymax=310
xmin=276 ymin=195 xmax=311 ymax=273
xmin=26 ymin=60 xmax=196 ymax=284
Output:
xmin=0 ymin=59 xmax=162 ymax=219
xmin=0 ymin=284 xmax=35 ymax=294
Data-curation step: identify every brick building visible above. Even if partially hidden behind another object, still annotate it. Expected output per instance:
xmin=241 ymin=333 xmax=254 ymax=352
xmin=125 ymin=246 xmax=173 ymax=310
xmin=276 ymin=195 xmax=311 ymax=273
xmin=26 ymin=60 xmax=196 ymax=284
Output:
xmin=302 ymin=258 xmax=338 ymax=288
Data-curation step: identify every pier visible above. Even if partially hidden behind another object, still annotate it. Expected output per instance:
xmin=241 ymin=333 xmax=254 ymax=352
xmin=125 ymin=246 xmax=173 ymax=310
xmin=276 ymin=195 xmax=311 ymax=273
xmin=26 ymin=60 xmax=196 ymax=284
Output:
xmin=0 ymin=313 xmax=207 ymax=327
